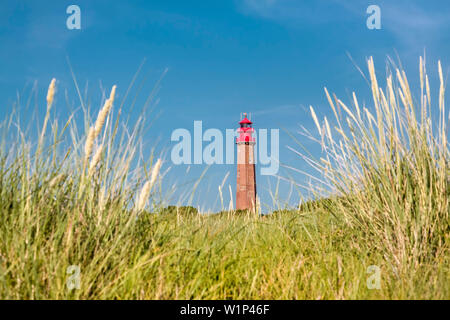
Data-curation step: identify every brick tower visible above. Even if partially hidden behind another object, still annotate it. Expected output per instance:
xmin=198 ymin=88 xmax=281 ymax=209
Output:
xmin=236 ymin=113 xmax=256 ymax=211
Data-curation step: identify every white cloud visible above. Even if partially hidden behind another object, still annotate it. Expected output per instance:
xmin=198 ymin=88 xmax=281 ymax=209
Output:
xmin=334 ymin=0 xmax=450 ymax=46
xmin=237 ymin=0 xmax=355 ymax=25
xmin=237 ymin=0 xmax=450 ymax=47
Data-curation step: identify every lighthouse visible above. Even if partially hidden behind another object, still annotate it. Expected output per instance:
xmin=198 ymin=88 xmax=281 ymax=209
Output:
xmin=236 ymin=113 xmax=256 ymax=211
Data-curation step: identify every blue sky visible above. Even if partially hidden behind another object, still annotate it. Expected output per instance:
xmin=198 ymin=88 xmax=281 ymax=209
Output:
xmin=1 ymin=0 xmax=449 ymax=212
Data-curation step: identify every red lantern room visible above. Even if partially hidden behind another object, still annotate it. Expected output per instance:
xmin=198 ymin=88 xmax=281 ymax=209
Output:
xmin=236 ymin=113 xmax=255 ymax=143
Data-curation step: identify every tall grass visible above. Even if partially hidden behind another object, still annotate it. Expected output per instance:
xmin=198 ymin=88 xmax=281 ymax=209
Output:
xmin=0 ymin=78 xmax=163 ymax=298
xmin=299 ymin=57 xmax=449 ymax=273
xmin=0 ymin=57 xmax=448 ymax=299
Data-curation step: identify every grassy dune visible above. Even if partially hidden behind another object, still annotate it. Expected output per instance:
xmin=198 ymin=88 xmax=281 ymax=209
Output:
xmin=0 ymin=57 xmax=448 ymax=299
xmin=2 ymin=208 xmax=447 ymax=299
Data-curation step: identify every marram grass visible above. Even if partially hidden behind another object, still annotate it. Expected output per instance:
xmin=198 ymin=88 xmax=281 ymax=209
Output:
xmin=302 ymin=57 xmax=449 ymax=273
xmin=0 ymin=57 xmax=448 ymax=299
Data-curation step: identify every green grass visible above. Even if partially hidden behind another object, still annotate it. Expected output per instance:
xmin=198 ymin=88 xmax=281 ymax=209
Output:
xmin=0 ymin=56 xmax=448 ymax=299
xmin=1 ymin=206 xmax=447 ymax=299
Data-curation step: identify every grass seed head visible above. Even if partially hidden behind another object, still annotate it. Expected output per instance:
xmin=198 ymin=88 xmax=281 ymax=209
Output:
xmin=94 ymin=85 xmax=117 ymax=137
xmin=136 ymin=159 xmax=162 ymax=212
xmin=89 ymin=145 xmax=103 ymax=176
xmin=84 ymin=126 xmax=96 ymax=164
xmin=46 ymin=78 xmax=56 ymax=110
